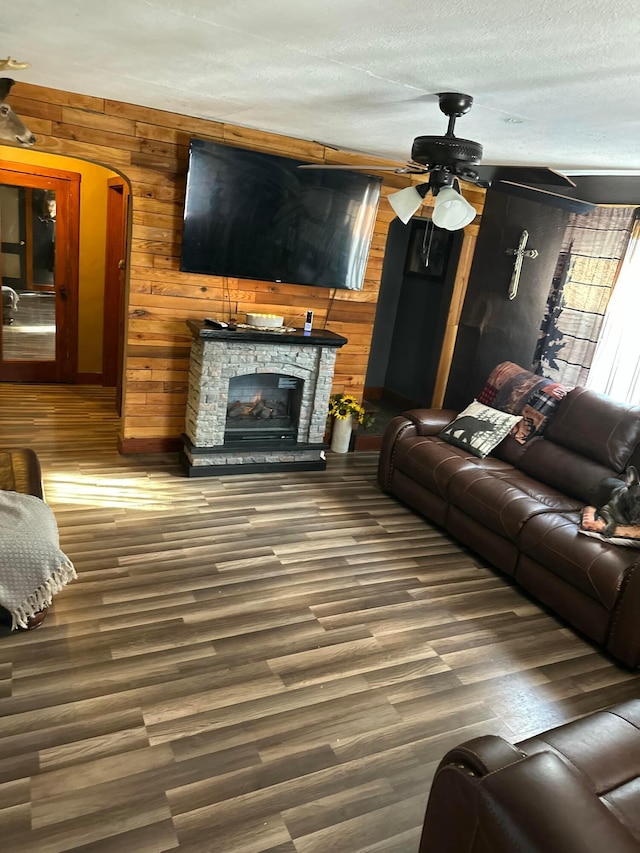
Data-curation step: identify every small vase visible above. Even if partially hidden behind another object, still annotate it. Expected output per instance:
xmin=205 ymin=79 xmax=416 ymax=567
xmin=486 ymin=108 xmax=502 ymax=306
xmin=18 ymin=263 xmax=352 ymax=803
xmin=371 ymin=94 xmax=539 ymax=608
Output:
xmin=331 ymin=415 xmax=353 ymax=453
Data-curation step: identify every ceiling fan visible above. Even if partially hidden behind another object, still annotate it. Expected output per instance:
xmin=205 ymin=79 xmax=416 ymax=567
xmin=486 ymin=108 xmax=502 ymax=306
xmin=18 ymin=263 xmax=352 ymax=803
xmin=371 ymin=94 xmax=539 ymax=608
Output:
xmin=299 ymin=92 xmax=597 ymax=229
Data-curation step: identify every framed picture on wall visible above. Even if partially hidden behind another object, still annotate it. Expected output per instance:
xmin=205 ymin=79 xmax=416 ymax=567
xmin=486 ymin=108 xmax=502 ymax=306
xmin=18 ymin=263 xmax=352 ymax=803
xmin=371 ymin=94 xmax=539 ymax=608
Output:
xmin=404 ymin=219 xmax=454 ymax=281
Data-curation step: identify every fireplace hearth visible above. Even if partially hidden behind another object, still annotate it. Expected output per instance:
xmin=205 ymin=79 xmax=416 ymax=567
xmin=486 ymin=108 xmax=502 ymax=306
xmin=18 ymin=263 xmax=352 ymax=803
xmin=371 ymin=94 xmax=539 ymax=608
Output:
xmin=180 ymin=321 xmax=347 ymax=476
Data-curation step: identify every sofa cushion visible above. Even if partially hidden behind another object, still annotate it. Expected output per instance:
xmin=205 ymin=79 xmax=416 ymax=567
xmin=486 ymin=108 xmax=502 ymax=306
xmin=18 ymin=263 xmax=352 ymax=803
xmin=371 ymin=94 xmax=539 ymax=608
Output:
xmin=518 ymin=437 xmax=621 ymax=505
xmin=517 ymin=511 xmax=638 ymax=611
xmin=492 ymin=433 xmax=539 ymax=467
xmin=439 ymin=401 xmax=522 ymax=458
xmin=447 ymin=467 xmax=582 ymax=540
xmin=544 ymin=387 xmax=640 ymax=473
xmin=391 ymin=436 xmax=479 ymax=500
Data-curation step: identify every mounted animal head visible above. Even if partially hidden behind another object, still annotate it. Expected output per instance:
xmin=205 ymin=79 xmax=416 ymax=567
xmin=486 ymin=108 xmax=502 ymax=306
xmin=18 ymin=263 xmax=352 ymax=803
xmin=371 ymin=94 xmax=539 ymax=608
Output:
xmin=0 ymin=78 xmax=36 ymax=147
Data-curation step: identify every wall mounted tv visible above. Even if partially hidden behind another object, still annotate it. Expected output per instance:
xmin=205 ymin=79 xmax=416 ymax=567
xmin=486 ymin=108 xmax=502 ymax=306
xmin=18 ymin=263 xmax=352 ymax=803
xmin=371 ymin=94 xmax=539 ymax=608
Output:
xmin=180 ymin=139 xmax=382 ymax=291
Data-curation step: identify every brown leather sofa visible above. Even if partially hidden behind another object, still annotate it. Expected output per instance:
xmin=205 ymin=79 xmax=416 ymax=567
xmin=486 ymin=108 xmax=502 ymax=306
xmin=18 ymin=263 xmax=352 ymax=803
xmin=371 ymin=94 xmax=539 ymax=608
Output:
xmin=419 ymin=700 xmax=640 ymax=852
xmin=377 ymin=387 xmax=640 ymax=668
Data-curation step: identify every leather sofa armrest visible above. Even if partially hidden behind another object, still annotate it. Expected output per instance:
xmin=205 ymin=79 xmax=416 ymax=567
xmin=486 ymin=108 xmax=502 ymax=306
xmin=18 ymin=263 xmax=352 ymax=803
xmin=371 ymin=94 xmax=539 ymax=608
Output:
xmin=403 ymin=408 xmax=458 ymax=435
xmin=420 ymin=747 xmax=640 ymax=852
xmin=377 ymin=416 xmax=418 ymax=493
xmin=606 ymin=556 xmax=640 ymax=669
xmin=434 ymin=735 xmax=524 ymax=776
xmin=377 ymin=409 xmax=459 ymax=493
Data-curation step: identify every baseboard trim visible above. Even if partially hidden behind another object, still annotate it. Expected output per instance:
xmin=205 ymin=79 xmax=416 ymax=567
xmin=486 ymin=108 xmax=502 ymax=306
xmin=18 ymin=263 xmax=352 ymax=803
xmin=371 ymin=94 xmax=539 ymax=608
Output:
xmin=118 ymin=436 xmax=182 ymax=455
xmin=76 ymin=372 xmax=102 ymax=385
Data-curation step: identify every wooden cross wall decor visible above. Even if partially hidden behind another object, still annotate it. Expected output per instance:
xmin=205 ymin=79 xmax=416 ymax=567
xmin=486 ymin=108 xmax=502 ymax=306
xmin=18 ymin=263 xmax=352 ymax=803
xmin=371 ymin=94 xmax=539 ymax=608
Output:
xmin=504 ymin=230 xmax=539 ymax=300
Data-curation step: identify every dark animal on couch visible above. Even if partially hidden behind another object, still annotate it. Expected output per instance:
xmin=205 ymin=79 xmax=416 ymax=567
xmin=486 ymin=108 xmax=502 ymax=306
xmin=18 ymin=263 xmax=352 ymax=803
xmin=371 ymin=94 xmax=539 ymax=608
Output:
xmin=0 ymin=78 xmax=36 ymax=147
xmin=593 ymin=465 xmax=640 ymax=537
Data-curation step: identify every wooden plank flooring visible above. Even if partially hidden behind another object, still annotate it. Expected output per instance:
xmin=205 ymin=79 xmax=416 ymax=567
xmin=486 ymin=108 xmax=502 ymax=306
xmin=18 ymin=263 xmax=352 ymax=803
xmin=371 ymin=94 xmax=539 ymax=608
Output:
xmin=0 ymin=383 xmax=638 ymax=852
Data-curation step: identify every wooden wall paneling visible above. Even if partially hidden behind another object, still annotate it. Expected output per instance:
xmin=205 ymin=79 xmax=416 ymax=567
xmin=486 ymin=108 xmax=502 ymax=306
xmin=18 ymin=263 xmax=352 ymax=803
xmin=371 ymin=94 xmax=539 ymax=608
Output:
xmin=52 ymin=121 xmax=151 ymax=154
xmin=222 ymin=125 xmax=327 ymax=161
xmin=8 ymin=95 xmax=64 ymax=122
xmin=10 ymin=80 xmax=484 ymax=450
xmin=41 ymin=135 xmax=134 ymax=168
xmin=105 ymin=99 xmax=226 ymax=138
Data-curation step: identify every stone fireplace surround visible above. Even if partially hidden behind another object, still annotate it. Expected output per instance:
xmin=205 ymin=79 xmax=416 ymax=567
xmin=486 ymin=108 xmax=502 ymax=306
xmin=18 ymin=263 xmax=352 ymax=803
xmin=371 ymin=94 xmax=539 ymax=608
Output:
xmin=180 ymin=320 xmax=347 ymax=476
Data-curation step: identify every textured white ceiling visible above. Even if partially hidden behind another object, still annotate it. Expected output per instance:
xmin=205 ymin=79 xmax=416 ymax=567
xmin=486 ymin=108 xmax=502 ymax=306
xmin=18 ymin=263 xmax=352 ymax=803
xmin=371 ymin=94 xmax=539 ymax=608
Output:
xmin=5 ymin=0 xmax=640 ymax=172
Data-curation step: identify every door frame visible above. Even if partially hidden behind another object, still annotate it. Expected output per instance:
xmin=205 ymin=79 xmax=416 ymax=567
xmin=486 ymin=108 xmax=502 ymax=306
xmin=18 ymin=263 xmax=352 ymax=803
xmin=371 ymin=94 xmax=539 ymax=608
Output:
xmin=0 ymin=160 xmax=80 ymax=383
xmin=102 ymin=178 xmax=130 ymax=412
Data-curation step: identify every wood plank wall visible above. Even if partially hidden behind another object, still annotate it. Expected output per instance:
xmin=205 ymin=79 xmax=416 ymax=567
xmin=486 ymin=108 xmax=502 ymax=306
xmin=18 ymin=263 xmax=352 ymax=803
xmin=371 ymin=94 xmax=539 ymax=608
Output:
xmin=9 ymin=81 xmax=485 ymax=450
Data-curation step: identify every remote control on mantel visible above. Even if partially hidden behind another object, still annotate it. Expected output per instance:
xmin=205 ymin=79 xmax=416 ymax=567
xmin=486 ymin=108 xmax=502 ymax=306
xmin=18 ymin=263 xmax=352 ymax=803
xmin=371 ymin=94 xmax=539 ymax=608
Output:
xmin=204 ymin=318 xmax=237 ymax=330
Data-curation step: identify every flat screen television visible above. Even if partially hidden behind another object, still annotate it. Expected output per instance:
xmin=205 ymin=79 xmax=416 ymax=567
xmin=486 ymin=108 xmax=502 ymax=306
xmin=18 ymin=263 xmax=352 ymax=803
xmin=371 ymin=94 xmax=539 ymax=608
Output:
xmin=180 ymin=139 xmax=382 ymax=291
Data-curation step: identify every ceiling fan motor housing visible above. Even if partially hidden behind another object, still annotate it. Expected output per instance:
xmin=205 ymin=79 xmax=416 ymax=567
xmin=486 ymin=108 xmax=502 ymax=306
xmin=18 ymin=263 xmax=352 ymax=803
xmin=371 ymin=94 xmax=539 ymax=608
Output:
xmin=411 ymin=135 xmax=483 ymax=169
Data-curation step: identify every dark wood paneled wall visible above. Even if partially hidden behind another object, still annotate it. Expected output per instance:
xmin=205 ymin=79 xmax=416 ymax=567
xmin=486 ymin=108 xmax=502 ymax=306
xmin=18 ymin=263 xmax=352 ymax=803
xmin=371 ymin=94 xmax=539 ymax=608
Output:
xmin=444 ymin=191 xmax=567 ymax=411
xmin=10 ymin=81 xmax=485 ymax=447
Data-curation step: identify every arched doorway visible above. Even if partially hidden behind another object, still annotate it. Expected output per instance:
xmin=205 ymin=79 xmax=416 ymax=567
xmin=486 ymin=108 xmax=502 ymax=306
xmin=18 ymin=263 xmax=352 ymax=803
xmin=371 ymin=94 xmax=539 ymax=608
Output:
xmin=0 ymin=146 xmax=130 ymax=393
xmin=0 ymin=160 xmax=79 ymax=381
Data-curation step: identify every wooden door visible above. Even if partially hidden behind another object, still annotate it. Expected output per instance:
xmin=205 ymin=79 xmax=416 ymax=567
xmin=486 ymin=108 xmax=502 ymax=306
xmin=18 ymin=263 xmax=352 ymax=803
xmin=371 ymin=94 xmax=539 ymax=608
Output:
xmin=102 ymin=178 xmax=130 ymax=414
xmin=0 ymin=161 xmax=80 ymax=383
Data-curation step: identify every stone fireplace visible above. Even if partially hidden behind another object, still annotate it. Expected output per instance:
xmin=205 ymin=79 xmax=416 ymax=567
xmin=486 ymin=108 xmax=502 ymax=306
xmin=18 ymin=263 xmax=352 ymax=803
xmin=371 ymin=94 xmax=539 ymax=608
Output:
xmin=180 ymin=320 xmax=347 ymax=476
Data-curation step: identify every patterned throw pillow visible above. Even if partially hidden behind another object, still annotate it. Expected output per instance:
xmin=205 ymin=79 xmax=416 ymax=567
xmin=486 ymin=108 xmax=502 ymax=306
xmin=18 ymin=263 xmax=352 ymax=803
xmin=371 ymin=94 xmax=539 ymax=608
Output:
xmin=478 ymin=361 xmax=570 ymax=445
xmin=439 ymin=401 xmax=522 ymax=458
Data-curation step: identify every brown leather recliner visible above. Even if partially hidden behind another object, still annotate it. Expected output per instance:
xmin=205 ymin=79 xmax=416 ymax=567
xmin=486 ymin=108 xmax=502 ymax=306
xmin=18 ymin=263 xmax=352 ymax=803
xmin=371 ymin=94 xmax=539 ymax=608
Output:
xmin=419 ymin=701 xmax=640 ymax=852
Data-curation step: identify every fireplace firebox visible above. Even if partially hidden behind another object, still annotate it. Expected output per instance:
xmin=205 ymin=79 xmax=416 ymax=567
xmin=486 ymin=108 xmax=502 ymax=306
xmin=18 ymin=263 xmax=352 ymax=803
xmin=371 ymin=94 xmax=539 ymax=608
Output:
xmin=225 ymin=373 xmax=303 ymax=445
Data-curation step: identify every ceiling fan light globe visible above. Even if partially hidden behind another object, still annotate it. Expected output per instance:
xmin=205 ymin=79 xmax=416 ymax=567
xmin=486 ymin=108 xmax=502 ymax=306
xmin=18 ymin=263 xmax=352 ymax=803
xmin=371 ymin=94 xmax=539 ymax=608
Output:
xmin=388 ymin=185 xmax=425 ymax=224
xmin=431 ymin=187 xmax=476 ymax=230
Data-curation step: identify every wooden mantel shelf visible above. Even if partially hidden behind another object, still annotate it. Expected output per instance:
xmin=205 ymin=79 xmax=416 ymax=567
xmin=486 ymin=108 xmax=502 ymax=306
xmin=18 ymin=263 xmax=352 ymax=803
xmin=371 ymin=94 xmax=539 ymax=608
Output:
xmin=187 ymin=320 xmax=348 ymax=348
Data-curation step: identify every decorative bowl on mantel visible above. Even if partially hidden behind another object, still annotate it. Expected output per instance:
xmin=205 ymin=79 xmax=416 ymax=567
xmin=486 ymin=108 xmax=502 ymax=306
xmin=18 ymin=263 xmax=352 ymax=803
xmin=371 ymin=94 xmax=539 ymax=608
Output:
xmin=246 ymin=313 xmax=284 ymax=329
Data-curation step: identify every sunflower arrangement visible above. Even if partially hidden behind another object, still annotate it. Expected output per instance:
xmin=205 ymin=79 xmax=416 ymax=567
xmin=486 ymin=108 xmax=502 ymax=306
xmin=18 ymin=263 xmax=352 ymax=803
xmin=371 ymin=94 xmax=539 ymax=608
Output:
xmin=328 ymin=393 xmax=366 ymax=424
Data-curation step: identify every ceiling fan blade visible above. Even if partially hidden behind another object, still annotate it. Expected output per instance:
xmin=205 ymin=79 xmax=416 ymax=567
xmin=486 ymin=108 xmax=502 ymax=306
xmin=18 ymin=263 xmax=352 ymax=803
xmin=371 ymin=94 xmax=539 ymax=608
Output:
xmin=299 ymin=164 xmax=400 ymax=171
xmin=475 ymin=165 xmax=575 ymax=188
xmin=491 ymin=180 xmax=597 ymax=214
xmin=298 ymin=163 xmax=426 ymax=173
xmin=546 ymin=175 xmax=640 ymax=205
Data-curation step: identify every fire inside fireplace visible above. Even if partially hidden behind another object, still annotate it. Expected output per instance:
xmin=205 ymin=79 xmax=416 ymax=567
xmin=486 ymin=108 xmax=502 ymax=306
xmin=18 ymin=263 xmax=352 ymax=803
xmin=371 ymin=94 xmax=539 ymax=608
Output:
xmin=224 ymin=373 xmax=303 ymax=444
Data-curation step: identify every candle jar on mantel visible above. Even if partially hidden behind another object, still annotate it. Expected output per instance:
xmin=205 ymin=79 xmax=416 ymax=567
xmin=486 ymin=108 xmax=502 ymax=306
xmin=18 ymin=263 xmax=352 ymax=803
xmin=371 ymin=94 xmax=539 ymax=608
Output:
xmin=330 ymin=414 xmax=353 ymax=453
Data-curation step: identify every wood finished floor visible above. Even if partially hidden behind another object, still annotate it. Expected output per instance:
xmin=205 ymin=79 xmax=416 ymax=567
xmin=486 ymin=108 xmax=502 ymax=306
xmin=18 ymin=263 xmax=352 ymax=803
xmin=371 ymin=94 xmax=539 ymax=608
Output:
xmin=0 ymin=383 xmax=638 ymax=852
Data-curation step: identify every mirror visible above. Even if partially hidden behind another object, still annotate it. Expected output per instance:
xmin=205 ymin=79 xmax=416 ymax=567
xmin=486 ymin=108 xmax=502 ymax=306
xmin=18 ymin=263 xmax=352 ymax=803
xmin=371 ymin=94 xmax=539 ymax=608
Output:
xmin=1 ymin=183 xmax=57 ymax=361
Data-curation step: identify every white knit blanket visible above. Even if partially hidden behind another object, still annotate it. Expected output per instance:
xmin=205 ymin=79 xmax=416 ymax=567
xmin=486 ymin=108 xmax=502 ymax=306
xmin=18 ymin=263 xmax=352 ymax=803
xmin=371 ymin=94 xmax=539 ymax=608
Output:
xmin=0 ymin=491 xmax=76 ymax=629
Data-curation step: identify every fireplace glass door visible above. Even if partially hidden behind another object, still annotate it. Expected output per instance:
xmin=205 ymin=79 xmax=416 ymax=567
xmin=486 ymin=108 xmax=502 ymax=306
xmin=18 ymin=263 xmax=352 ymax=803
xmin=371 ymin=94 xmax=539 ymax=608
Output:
xmin=225 ymin=373 xmax=303 ymax=444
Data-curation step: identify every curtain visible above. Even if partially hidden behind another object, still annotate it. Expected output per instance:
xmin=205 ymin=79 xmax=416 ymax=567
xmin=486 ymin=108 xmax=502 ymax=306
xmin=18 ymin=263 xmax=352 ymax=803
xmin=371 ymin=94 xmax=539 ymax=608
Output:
xmin=534 ymin=206 xmax=636 ymax=386
xmin=585 ymin=216 xmax=640 ymax=403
